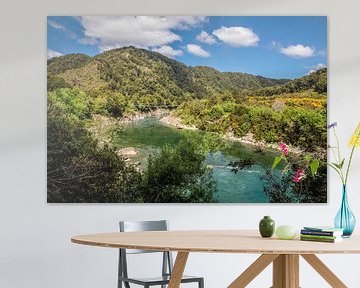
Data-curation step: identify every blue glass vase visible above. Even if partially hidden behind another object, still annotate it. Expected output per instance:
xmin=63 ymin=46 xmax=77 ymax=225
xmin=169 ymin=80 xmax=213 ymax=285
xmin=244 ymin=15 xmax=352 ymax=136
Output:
xmin=334 ymin=185 xmax=356 ymax=237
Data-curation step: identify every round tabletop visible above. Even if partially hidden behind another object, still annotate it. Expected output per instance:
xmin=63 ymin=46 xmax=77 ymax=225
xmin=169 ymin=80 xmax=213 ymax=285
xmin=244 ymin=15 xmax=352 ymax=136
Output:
xmin=71 ymin=230 xmax=360 ymax=254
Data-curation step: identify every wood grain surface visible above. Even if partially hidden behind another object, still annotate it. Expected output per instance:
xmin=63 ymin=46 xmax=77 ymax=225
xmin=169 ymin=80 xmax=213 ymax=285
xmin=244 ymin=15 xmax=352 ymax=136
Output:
xmin=71 ymin=230 xmax=360 ymax=254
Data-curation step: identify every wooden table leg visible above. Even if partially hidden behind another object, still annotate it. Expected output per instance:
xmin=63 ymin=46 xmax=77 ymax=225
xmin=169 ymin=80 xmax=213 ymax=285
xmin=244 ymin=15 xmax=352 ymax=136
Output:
xmin=229 ymin=253 xmax=347 ymax=288
xmin=228 ymin=254 xmax=279 ymax=288
xmin=301 ymin=254 xmax=347 ymax=288
xmin=168 ymin=252 xmax=189 ymax=288
xmin=273 ymin=254 xmax=286 ymax=288
xmin=272 ymin=254 xmax=299 ymax=288
xmin=288 ymin=255 xmax=299 ymax=288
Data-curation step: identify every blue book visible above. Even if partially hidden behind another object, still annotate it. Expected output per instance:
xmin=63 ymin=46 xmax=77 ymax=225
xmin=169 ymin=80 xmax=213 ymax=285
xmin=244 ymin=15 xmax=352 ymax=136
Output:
xmin=301 ymin=230 xmax=343 ymax=236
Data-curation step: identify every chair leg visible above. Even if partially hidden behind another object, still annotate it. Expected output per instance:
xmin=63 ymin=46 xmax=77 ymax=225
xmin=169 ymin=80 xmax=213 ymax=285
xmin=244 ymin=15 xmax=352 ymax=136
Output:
xmin=199 ymin=278 xmax=204 ymax=288
xmin=161 ymin=252 xmax=168 ymax=288
xmin=118 ymin=249 xmax=122 ymax=288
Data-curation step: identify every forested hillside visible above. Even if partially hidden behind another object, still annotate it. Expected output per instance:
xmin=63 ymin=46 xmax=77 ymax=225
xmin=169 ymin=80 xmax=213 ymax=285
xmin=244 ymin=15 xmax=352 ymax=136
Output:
xmin=47 ymin=53 xmax=91 ymax=74
xmin=47 ymin=47 xmax=288 ymax=100
xmin=250 ymin=68 xmax=327 ymax=95
xmin=175 ymin=68 xmax=327 ymax=151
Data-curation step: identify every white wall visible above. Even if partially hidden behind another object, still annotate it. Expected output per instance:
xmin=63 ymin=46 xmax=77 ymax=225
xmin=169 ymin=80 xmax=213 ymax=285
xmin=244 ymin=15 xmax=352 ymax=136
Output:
xmin=1 ymin=0 xmax=360 ymax=287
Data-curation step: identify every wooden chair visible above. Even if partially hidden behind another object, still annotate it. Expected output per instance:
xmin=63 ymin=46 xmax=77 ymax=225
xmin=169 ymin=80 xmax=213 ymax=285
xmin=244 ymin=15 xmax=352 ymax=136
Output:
xmin=118 ymin=220 xmax=204 ymax=288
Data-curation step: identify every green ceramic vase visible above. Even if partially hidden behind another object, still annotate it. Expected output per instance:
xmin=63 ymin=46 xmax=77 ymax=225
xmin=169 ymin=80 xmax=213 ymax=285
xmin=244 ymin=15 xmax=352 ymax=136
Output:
xmin=259 ymin=216 xmax=275 ymax=238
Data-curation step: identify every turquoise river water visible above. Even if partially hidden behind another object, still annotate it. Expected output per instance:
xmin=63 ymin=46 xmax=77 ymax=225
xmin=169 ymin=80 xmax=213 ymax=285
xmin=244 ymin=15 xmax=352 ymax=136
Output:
xmin=113 ymin=117 xmax=281 ymax=203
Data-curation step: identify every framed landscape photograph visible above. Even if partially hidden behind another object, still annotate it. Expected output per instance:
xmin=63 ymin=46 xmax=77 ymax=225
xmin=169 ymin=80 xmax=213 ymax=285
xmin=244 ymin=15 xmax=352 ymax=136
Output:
xmin=47 ymin=16 xmax=327 ymax=203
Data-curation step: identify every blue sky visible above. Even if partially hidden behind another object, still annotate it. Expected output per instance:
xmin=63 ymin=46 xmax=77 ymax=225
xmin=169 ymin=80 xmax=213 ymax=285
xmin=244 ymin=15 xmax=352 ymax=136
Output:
xmin=47 ymin=16 xmax=327 ymax=79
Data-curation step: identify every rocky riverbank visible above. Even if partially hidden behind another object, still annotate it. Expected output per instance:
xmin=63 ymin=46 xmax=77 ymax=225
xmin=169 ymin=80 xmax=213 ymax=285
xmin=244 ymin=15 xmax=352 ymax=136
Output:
xmin=222 ymin=131 xmax=304 ymax=154
xmin=116 ymin=147 xmax=138 ymax=157
xmin=89 ymin=110 xmax=169 ymax=145
xmin=121 ymin=109 xmax=169 ymax=124
xmin=160 ymin=113 xmax=304 ymax=154
xmin=160 ymin=115 xmax=198 ymax=131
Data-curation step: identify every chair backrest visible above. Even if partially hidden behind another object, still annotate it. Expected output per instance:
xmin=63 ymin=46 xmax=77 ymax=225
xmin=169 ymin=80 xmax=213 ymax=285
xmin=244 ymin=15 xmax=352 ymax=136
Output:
xmin=119 ymin=220 xmax=169 ymax=254
xmin=118 ymin=220 xmax=173 ymax=283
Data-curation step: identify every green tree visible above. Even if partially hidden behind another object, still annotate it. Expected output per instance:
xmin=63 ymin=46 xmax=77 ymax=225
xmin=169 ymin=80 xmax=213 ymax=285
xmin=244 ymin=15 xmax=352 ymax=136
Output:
xmin=140 ymin=137 xmax=217 ymax=203
xmin=47 ymin=97 xmax=142 ymax=203
xmin=48 ymin=88 xmax=92 ymax=120
xmin=47 ymin=75 xmax=71 ymax=91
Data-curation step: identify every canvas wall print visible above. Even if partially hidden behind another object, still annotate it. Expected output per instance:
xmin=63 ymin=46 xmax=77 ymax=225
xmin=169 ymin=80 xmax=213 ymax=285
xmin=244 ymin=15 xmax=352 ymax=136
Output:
xmin=47 ymin=16 xmax=327 ymax=203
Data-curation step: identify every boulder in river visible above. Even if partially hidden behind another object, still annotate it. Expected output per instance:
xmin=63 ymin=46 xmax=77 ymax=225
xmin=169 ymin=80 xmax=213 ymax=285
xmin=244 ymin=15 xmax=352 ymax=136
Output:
xmin=116 ymin=147 xmax=138 ymax=157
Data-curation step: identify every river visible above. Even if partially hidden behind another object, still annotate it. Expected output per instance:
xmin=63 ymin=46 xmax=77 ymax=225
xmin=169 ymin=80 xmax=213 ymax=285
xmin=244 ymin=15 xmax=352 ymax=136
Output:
xmin=113 ymin=117 xmax=282 ymax=203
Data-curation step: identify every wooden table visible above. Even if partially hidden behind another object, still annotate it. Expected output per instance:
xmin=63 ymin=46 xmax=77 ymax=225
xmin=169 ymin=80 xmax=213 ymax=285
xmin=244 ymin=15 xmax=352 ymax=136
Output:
xmin=71 ymin=230 xmax=360 ymax=288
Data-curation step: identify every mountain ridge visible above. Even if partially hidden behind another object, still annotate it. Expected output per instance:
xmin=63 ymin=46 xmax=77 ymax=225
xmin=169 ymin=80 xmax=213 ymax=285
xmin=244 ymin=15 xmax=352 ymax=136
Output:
xmin=47 ymin=46 xmax=291 ymax=97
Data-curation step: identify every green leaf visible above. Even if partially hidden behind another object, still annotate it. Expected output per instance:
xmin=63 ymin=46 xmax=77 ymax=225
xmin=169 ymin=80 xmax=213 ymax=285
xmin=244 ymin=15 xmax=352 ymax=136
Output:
xmin=310 ymin=159 xmax=320 ymax=177
xmin=272 ymin=155 xmax=285 ymax=169
xmin=327 ymin=163 xmax=341 ymax=173
xmin=332 ymin=162 xmax=344 ymax=169
xmin=305 ymin=154 xmax=311 ymax=163
xmin=339 ymin=158 xmax=345 ymax=169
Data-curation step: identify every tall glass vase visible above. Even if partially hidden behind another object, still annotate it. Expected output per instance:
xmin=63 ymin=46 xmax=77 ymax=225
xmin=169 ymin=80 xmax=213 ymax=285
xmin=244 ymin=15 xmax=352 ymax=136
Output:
xmin=334 ymin=185 xmax=356 ymax=237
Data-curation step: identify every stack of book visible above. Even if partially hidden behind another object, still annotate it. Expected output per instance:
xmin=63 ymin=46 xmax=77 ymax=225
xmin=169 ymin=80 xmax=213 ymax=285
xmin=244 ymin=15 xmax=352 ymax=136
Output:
xmin=300 ymin=226 xmax=344 ymax=243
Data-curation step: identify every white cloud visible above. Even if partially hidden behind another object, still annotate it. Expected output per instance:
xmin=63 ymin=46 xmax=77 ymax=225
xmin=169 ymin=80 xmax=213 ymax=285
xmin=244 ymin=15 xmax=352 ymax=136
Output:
xmin=186 ymin=44 xmax=210 ymax=57
xmin=77 ymin=16 xmax=207 ymax=52
xmin=48 ymin=19 xmax=77 ymax=39
xmin=196 ymin=31 xmax=217 ymax=45
xmin=307 ymin=63 xmax=326 ymax=74
xmin=152 ymin=45 xmax=183 ymax=58
xmin=212 ymin=26 xmax=259 ymax=47
xmin=280 ymin=44 xmax=315 ymax=58
xmin=47 ymin=49 xmax=63 ymax=59
xmin=48 ymin=20 xmax=66 ymax=31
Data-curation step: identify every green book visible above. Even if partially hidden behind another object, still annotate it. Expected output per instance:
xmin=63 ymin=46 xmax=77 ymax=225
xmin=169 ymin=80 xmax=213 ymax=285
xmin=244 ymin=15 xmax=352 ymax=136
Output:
xmin=300 ymin=234 xmax=339 ymax=240
xmin=300 ymin=236 xmax=342 ymax=243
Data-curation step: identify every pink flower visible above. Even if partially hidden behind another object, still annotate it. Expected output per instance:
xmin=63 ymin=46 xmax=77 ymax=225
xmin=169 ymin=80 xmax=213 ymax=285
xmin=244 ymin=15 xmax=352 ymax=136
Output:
xmin=293 ymin=169 xmax=305 ymax=183
xmin=279 ymin=143 xmax=289 ymax=155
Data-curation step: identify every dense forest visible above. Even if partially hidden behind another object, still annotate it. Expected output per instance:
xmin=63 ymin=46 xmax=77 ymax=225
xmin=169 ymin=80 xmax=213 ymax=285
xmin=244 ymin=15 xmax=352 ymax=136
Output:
xmin=175 ymin=71 xmax=327 ymax=151
xmin=48 ymin=47 xmax=289 ymax=107
xmin=47 ymin=46 xmax=327 ymax=203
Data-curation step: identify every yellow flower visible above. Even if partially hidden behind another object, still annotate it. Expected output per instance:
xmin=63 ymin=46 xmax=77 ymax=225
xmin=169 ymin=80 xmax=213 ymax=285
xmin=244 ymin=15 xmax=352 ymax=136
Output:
xmin=349 ymin=122 xmax=360 ymax=148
